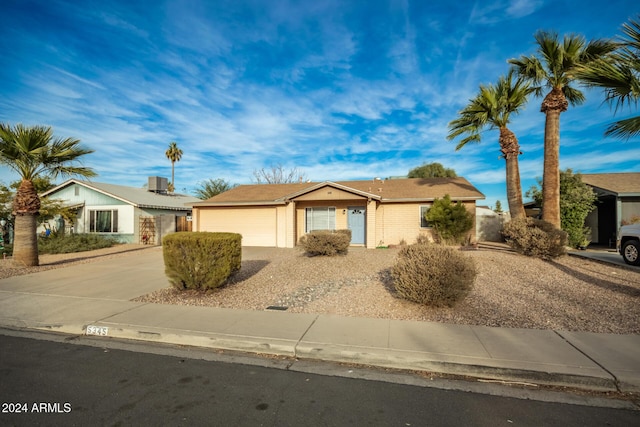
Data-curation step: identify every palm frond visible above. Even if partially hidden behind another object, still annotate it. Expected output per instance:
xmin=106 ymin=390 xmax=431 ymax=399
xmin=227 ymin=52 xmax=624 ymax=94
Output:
xmin=604 ymin=116 xmax=640 ymax=138
xmin=448 ymin=72 xmax=532 ymax=150
xmin=0 ymin=123 xmax=96 ymax=181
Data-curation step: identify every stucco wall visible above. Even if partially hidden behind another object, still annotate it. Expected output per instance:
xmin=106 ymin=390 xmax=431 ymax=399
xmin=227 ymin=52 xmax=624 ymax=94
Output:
xmin=374 ymin=201 xmax=476 ymax=246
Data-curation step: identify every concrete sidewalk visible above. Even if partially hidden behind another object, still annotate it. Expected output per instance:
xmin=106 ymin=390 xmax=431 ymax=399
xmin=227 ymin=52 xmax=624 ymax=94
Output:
xmin=1 ymin=246 xmax=638 ymax=393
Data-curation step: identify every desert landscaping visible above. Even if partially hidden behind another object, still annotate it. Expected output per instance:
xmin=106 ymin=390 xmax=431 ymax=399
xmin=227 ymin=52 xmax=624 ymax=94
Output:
xmin=2 ymin=243 xmax=638 ymax=335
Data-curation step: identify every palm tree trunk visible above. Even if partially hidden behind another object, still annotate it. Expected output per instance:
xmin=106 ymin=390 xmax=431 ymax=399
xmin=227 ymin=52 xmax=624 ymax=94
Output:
xmin=540 ymin=87 xmax=569 ymax=228
xmin=540 ymin=88 xmax=567 ymax=229
xmin=171 ymin=161 xmax=175 ymax=192
xmin=541 ymin=110 xmax=561 ymax=228
xmin=499 ymin=128 xmax=526 ymax=219
xmin=505 ymin=157 xmax=526 ymax=219
xmin=12 ymin=214 xmax=39 ymax=266
xmin=12 ymin=180 xmax=41 ymax=266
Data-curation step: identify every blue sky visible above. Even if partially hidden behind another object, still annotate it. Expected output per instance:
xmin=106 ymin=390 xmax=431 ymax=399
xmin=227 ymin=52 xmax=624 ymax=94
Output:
xmin=1 ymin=0 xmax=639 ymax=208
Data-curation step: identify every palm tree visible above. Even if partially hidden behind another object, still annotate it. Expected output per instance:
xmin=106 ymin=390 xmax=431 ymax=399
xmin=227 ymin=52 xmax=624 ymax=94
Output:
xmin=0 ymin=123 xmax=96 ymax=266
xmin=448 ymin=71 xmax=533 ymax=219
xmin=509 ymin=31 xmax=616 ymax=228
xmin=165 ymin=141 xmax=183 ymax=192
xmin=576 ymin=17 xmax=640 ymax=138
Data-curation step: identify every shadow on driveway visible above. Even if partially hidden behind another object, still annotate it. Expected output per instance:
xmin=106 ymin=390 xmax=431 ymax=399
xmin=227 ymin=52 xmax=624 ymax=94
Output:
xmin=546 ymin=259 xmax=640 ymax=297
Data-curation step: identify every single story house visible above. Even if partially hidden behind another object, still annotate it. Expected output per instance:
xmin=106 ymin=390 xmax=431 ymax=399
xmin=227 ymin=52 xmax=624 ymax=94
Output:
xmin=189 ymin=177 xmax=485 ymax=248
xmin=41 ymin=177 xmax=200 ymax=244
xmin=582 ymin=172 xmax=640 ymax=246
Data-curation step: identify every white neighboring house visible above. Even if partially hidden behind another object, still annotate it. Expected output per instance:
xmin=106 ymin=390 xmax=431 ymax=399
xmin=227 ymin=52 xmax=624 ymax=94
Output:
xmin=40 ymin=177 xmax=200 ymax=244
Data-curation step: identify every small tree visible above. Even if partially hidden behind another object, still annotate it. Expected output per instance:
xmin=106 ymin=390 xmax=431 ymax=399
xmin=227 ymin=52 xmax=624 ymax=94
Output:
xmin=425 ymin=195 xmax=474 ymax=244
xmin=253 ymin=164 xmax=307 ymax=184
xmin=494 ymin=200 xmax=503 ymax=213
xmin=408 ymin=162 xmax=457 ymax=178
xmin=526 ymin=169 xmax=597 ymax=248
xmin=194 ymin=178 xmax=236 ymax=199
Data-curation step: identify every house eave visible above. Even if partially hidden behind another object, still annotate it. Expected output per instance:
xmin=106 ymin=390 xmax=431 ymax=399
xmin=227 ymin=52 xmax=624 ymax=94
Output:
xmin=137 ymin=204 xmax=192 ymax=211
xmin=189 ymin=201 xmax=288 ymax=208
xmin=380 ymin=196 xmax=485 ymax=203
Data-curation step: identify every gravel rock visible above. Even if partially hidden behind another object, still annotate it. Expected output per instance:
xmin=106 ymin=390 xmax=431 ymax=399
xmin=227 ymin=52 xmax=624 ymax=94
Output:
xmin=2 ymin=244 xmax=639 ymax=334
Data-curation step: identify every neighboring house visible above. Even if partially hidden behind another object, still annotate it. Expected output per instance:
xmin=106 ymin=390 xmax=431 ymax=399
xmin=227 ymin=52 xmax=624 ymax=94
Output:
xmin=476 ymin=206 xmax=509 ymax=242
xmin=190 ymin=177 xmax=485 ymax=248
xmin=581 ymin=172 xmax=640 ymax=246
xmin=40 ymin=177 xmax=200 ymax=244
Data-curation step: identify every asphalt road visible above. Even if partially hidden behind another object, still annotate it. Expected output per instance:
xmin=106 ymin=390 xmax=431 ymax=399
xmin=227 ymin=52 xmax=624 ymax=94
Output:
xmin=0 ymin=331 xmax=638 ymax=426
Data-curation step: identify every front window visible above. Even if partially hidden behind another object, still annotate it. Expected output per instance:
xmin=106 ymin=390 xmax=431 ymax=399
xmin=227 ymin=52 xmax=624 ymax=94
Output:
xmin=305 ymin=207 xmax=336 ymax=232
xmin=89 ymin=210 xmax=118 ymax=233
xmin=420 ymin=206 xmax=431 ymax=228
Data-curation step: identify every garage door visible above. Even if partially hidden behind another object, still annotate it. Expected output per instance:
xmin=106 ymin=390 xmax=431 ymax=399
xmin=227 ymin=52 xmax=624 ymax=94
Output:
xmin=198 ymin=207 xmax=277 ymax=247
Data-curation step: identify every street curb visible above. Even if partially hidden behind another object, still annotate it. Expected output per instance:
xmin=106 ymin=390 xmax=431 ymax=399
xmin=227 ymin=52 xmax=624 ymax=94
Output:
xmin=294 ymin=342 xmax=618 ymax=392
xmin=6 ymin=321 xmax=619 ymax=393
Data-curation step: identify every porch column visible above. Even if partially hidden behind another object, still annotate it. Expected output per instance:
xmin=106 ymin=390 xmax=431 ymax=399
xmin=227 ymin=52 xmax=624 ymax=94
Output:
xmin=285 ymin=202 xmax=296 ymax=248
xmin=366 ymin=199 xmax=377 ymax=249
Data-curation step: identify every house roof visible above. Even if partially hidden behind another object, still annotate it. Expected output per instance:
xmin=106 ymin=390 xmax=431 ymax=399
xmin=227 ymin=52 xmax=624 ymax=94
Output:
xmin=581 ymin=173 xmax=640 ymax=197
xmin=191 ymin=177 xmax=485 ymax=207
xmin=42 ymin=179 xmax=200 ymax=211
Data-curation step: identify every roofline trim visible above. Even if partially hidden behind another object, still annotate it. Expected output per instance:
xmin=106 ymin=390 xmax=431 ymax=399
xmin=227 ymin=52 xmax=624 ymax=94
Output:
xmin=190 ymin=201 xmax=288 ymax=208
xmin=41 ymin=179 xmax=138 ymax=206
xmin=379 ymin=196 xmax=485 ymax=203
xmin=281 ymin=181 xmax=382 ymax=201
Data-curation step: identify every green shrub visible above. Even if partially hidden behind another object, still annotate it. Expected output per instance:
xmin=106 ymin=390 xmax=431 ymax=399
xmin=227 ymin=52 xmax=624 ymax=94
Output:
xmin=163 ymin=232 xmax=242 ymax=290
xmin=391 ymin=244 xmax=476 ymax=307
xmin=300 ymin=229 xmax=351 ymax=256
xmin=425 ymin=195 xmax=474 ymax=244
xmin=502 ymin=217 xmax=568 ymax=260
xmin=38 ymin=233 xmax=117 ymax=254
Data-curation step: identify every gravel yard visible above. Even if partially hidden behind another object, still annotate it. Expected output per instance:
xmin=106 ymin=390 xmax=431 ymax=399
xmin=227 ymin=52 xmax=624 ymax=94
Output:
xmin=2 ymin=243 xmax=639 ymax=334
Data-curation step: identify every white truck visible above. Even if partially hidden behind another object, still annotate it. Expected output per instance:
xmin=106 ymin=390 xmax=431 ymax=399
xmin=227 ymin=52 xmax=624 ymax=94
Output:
xmin=618 ymin=224 xmax=640 ymax=266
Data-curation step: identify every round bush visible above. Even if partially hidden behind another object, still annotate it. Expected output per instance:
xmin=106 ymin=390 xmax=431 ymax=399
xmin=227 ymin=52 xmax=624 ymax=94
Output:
xmin=391 ymin=244 xmax=476 ymax=307
xmin=300 ymin=230 xmax=350 ymax=256
xmin=502 ymin=217 xmax=567 ymax=260
xmin=163 ymin=232 xmax=242 ymax=290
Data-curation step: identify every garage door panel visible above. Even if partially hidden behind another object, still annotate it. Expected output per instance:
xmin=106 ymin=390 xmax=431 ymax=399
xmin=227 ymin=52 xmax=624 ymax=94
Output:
xmin=198 ymin=208 xmax=277 ymax=246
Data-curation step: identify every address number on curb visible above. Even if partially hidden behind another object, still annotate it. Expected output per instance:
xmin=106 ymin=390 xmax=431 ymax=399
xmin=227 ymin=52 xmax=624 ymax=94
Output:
xmin=86 ymin=325 xmax=109 ymax=336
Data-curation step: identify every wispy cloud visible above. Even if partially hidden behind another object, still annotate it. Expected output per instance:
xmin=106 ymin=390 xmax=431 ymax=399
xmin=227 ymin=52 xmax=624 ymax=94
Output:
xmin=0 ymin=0 xmax=637 ymax=207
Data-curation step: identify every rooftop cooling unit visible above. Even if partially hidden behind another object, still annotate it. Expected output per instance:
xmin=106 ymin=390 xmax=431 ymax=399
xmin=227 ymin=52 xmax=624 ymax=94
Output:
xmin=148 ymin=176 xmax=168 ymax=193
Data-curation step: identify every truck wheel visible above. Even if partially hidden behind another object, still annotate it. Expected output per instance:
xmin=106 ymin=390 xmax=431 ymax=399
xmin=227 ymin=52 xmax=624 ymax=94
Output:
xmin=622 ymin=240 xmax=640 ymax=266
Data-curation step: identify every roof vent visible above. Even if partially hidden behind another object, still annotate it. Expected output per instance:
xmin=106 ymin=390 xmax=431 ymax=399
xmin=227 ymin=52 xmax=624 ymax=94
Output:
xmin=148 ymin=176 xmax=168 ymax=193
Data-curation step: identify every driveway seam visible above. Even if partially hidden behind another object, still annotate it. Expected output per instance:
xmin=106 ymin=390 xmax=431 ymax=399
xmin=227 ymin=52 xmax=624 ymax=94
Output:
xmin=553 ymin=330 xmax=620 ymax=392
xmin=94 ymin=302 xmax=152 ymax=323
xmin=293 ymin=314 xmax=320 ymax=360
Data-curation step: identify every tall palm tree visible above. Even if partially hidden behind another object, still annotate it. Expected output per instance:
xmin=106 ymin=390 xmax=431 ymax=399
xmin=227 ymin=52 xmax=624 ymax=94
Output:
xmin=448 ymin=71 xmax=533 ymax=219
xmin=509 ymin=31 xmax=616 ymax=228
xmin=165 ymin=141 xmax=183 ymax=192
xmin=0 ymin=123 xmax=96 ymax=266
xmin=576 ymin=17 xmax=640 ymax=138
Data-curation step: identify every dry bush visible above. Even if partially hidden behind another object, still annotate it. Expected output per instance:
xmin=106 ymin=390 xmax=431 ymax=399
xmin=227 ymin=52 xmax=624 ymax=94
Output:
xmin=502 ymin=217 xmax=567 ymax=260
xmin=300 ymin=230 xmax=351 ymax=256
xmin=163 ymin=232 xmax=242 ymax=290
xmin=391 ymin=244 xmax=476 ymax=307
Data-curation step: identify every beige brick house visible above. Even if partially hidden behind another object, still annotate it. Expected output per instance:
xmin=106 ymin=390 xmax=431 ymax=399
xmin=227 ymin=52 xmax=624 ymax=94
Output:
xmin=189 ymin=177 xmax=485 ymax=248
